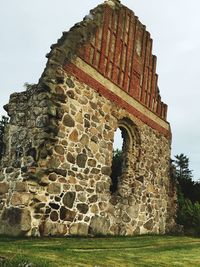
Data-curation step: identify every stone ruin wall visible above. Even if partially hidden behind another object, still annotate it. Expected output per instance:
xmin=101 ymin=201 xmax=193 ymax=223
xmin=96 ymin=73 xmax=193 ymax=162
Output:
xmin=0 ymin=0 xmax=176 ymax=236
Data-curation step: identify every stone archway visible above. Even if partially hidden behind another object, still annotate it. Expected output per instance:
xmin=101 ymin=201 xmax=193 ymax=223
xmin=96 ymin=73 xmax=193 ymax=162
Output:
xmin=110 ymin=118 xmax=141 ymax=197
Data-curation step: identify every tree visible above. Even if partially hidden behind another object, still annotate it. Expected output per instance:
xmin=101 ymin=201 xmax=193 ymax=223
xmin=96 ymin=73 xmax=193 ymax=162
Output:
xmin=174 ymin=153 xmax=192 ymax=180
xmin=173 ymin=154 xmax=196 ymax=202
xmin=0 ymin=116 xmax=9 ymax=160
xmin=173 ymin=153 xmax=200 ymax=235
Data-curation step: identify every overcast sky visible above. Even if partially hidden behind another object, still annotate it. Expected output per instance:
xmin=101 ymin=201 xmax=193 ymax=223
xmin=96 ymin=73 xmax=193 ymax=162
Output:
xmin=0 ymin=0 xmax=200 ymax=180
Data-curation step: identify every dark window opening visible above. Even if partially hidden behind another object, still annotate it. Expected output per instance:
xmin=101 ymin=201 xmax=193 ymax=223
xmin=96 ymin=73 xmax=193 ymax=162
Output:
xmin=110 ymin=128 xmax=124 ymax=193
xmin=110 ymin=118 xmax=140 ymax=195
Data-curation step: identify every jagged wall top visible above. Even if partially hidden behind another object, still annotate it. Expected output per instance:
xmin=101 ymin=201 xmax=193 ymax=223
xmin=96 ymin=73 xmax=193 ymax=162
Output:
xmin=40 ymin=0 xmax=168 ymax=121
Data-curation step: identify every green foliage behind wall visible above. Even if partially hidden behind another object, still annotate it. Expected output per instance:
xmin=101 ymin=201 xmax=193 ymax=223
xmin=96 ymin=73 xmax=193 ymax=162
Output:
xmin=173 ymin=154 xmax=200 ymax=235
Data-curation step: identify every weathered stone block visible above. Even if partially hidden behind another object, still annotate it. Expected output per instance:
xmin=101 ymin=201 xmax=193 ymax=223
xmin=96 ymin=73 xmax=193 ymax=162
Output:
xmin=91 ymin=168 xmax=100 ymax=174
xmin=40 ymin=221 xmax=67 ymax=236
xmin=63 ymin=192 xmax=76 ymax=208
xmin=55 ymin=86 xmax=65 ymax=95
xmin=47 ymin=104 xmax=57 ymax=117
xmin=101 ymin=166 xmax=111 ymax=175
xmin=0 ymin=183 xmax=9 ymax=194
xmin=127 ymin=206 xmax=139 ymax=219
xmin=33 ymin=195 xmax=47 ymax=203
xmin=15 ymin=182 xmax=28 ymax=192
xmin=5 ymin=167 xmax=14 ymax=174
xmin=63 ymin=114 xmax=75 ymax=127
xmin=75 ymin=113 xmax=83 ymax=124
xmin=47 ymin=183 xmax=61 ymax=194
xmin=55 ymin=145 xmax=65 ymax=155
xmin=76 ymin=154 xmax=87 ymax=168
xmin=47 ymin=156 xmax=60 ymax=169
xmin=122 ymin=213 xmax=131 ymax=223
xmin=69 ymin=222 xmax=88 ymax=236
xmin=40 ymin=176 xmax=50 ymax=185
xmin=80 ymin=134 xmax=89 ymax=145
xmin=36 ymin=115 xmax=49 ymax=128
xmin=50 ymin=211 xmax=59 ymax=222
xmin=96 ymin=181 xmax=104 ymax=193
xmin=69 ymin=129 xmax=78 ymax=142
xmin=0 ymin=207 xmax=31 ymax=235
xmin=77 ymin=192 xmax=86 ymax=202
xmin=49 ymin=173 xmax=58 ymax=181
xmin=66 ymin=78 xmax=75 ymax=88
xmin=90 ymin=204 xmax=98 ymax=214
xmin=60 ymin=206 xmax=76 ymax=221
xmin=21 ymin=209 xmax=31 ymax=232
xmin=18 ymin=129 xmax=27 ymax=140
xmin=88 ymin=159 xmax=96 ymax=167
xmin=67 ymin=90 xmax=75 ymax=99
xmin=49 ymin=202 xmax=60 ymax=210
xmin=89 ymin=195 xmax=98 ymax=203
xmin=67 ymin=152 xmax=75 ymax=164
xmin=1 ymin=207 xmax=21 ymax=227
xmin=144 ymin=219 xmax=154 ymax=231
xmin=89 ymin=215 xmax=110 ymax=235
xmin=11 ymin=193 xmax=30 ymax=206
xmin=0 ymin=174 xmax=5 ymax=181
xmin=77 ymin=203 xmax=89 ymax=214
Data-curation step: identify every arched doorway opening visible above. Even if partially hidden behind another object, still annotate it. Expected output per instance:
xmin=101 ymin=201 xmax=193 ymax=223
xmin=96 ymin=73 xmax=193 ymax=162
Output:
xmin=110 ymin=118 xmax=141 ymax=195
xmin=110 ymin=125 xmax=132 ymax=193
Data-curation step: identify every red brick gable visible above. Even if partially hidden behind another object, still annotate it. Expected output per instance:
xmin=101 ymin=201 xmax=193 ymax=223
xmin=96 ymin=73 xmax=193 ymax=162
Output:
xmin=78 ymin=3 xmax=167 ymax=120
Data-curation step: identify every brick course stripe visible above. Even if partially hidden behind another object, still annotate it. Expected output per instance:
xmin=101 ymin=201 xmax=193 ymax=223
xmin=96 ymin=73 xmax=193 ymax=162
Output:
xmin=63 ymin=58 xmax=171 ymax=139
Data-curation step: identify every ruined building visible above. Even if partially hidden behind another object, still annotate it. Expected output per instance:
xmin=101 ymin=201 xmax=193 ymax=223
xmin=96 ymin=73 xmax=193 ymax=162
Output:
xmin=0 ymin=0 xmax=176 ymax=236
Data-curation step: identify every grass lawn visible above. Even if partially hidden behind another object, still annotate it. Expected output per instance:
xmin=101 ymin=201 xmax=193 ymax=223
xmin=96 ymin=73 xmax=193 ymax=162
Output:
xmin=0 ymin=235 xmax=200 ymax=266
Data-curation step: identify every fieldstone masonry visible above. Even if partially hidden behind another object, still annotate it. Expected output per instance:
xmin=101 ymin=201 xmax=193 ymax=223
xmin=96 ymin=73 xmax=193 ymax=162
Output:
xmin=0 ymin=0 xmax=176 ymax=236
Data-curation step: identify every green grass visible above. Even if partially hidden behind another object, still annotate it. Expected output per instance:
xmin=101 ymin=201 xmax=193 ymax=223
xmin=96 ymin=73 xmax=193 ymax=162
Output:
xmin=0 ymin=235 xmax=200 ymax=266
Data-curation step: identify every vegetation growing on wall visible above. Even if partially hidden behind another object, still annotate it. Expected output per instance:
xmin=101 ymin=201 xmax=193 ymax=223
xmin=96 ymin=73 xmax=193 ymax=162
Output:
xmin=23 ymin=82 xmax=37 ymax=91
